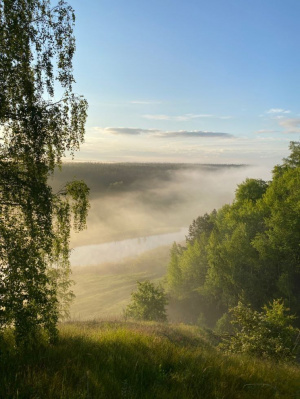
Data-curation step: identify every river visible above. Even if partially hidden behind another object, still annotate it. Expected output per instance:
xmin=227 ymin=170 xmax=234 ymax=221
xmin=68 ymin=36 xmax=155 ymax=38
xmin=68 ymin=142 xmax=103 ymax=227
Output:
xmin=70 ymin=227 xmax=188 ymax=267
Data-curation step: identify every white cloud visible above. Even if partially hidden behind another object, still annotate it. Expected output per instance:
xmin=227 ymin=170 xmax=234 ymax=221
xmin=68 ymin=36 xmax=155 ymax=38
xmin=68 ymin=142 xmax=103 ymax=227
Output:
xmin=74 ymin=128 xmax=291 ymax=166
xmin=154 ymin=130 xmax=234 ymax=139
xmin=255 ymin=129 xmax=279 ymax=134
xmin=142 ymin=114 xmax=170 ymax=120
xmin=142 ymin=113 xmax=232 ymax=121
xmin=92 ymin=127 xmax=234 ymax=139
xmin=266 ymin=108 xmax=291 ymax=114
xmin=278 ymin=118 xmax=300 ymax=134
xmin=272 ymin=115 xmax=285 ymax=120
xmin=94 ymin=127 xmax=159 ymax=135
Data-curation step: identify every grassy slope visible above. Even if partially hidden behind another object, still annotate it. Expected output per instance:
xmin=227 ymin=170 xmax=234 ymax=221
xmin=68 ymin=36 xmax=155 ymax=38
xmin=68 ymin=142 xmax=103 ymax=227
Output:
xmin=1 ymin=321 xmax=299 ymax=399
xmin=70 ymin=271 xmax=160 ymax=320
xmin=70 ymin=245 xmax=171 ymax=320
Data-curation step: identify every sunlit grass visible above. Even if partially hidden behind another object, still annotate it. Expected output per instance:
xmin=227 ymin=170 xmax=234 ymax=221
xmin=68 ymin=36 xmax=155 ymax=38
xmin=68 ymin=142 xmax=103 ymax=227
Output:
xmin=70 ymin=245 xmax=170 ymax=320
xmin=1 ymin=321 xmax=299 ymax=398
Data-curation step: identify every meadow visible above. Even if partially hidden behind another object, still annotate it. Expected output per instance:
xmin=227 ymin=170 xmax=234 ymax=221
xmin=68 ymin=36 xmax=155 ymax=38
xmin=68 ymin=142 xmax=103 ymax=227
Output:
xmin=1 ymin=321 xmax=299 ymax=399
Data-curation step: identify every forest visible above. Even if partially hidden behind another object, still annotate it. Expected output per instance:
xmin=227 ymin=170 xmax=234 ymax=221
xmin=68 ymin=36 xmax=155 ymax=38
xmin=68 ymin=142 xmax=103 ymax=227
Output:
xmin=167 ymin=142 xmax=300 ymax=331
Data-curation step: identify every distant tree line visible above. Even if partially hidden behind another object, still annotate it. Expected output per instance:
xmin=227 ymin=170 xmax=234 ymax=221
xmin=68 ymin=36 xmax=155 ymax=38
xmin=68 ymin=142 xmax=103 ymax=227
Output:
xmin=51 ymin=162 xmax=245 ymax=199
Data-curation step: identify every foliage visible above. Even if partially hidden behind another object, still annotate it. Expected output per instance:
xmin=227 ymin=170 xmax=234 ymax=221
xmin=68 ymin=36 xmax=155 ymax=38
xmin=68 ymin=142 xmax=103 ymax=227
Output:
xmin=0 ymin=0 xmax=88 ymax=345
xmin=214 ymin=312 xmax=232 ymax=335
xmin=125 ymin=280 xmax=168 ymax=322
xmin=235 ymin=178 xmax=268 ymax=203
xmin=222 ymin=300 xmax=299 ymax=362
xmin=166 ymin=141 xmax=300 ymax=329
xmin=167 ymin=242 xmax=184 ymax=295
xmin=186 ymin=211 xmax=216 ymax=244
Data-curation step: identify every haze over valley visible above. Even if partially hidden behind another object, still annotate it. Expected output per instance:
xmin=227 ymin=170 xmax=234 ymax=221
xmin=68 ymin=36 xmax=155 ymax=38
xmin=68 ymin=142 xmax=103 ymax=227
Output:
xmin=52 ymin=162 xmax=269 ymax=249
xmin=51 ymin=161 xmax=273 ymax=320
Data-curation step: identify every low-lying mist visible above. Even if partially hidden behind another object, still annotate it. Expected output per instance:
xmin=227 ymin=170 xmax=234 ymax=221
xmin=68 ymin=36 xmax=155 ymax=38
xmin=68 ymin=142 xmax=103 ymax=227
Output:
xmin=54 ymin=163 xmax=270 ymax=248
xmin=70 ymin=228 xmax=188 ymax=267
xmin=52 ymin=162 xmax=272 ymax=320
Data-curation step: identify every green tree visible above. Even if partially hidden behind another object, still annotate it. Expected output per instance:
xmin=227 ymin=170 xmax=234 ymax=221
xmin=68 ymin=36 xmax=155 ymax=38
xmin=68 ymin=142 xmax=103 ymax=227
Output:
xmin=186 ymin=211 xmax=216 ymax=244
xmin=235 ymin=178 xmax=268 ymax=204
xmin=167 ymin=242 xmax=183 ymax=295
xmin=0 ymin=0 xmax=88 ymax=345
xmin=125 ymin=280 xmax=168 ymax=322
xmin=252 ymin=143 xmax=300 ymax=317
xmin=167 ymin=143 xmax=300 ymax=326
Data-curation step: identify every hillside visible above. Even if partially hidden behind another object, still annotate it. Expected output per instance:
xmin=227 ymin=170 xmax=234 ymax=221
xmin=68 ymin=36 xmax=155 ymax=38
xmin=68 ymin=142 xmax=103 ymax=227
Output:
xmin=1 ymin=321 xmax=299 ymax=399
xmin=70 ymin=245 xmax=171 ymax=320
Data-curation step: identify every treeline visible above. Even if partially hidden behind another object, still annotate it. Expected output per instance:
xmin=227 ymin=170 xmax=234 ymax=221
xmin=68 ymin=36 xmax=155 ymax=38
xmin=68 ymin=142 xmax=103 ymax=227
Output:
xmin=51 ymin=162 xmax=245 ymax=199
xmin=167 ymin=142 xmax=300 ymax=329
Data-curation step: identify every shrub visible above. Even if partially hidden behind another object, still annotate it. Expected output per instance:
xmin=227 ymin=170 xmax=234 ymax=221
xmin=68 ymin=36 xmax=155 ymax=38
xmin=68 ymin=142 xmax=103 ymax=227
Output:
xmin=222 ymin=300 xmax=299 ymax=362
xmin=125 ymin=281 xmax=168 ymax=322
xmin=215 ymin=313 xmax=232 ymax=335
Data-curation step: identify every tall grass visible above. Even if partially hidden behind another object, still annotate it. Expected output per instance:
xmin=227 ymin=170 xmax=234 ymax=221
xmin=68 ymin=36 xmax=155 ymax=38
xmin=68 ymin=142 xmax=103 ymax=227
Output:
xmin=1 ymin=321 xmax=299 ymax=398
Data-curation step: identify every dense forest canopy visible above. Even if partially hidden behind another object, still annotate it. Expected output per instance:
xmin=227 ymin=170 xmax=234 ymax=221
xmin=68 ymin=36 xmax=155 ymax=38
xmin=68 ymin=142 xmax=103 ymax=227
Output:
xmin=167 ymin=141 xmax=300 ymax=328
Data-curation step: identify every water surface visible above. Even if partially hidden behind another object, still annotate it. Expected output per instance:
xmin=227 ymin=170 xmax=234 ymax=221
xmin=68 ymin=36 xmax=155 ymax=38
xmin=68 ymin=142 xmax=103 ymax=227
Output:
xmin=70 ymin=228 xmax=188 ymax=267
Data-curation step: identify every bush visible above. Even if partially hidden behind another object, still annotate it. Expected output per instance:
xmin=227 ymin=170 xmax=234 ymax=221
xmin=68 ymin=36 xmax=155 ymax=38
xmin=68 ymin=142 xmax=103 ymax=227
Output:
xmin=222 ymin=300 xmax=299 ymax=362
xmin=215 ymin=313 xmax=232 ymax=335
xmin=125 ymin=281 xmax=168 ymax=322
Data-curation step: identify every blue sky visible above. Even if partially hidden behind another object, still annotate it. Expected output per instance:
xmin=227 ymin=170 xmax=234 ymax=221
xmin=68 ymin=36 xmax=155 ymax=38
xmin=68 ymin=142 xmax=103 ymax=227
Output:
xmin=69 ymin=0 xmax=300 ymax=165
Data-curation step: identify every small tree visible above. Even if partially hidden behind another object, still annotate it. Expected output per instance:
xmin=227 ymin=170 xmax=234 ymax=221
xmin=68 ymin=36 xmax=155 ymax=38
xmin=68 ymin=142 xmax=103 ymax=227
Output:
xmin=125 ymin=280 xmax=168 ymax=322
xmin=222 ymin=300 xmax=299 ymax=362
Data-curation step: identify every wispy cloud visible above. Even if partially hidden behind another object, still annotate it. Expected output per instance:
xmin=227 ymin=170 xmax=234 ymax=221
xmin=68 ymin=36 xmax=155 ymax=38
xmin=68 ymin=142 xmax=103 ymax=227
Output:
xmin=96 ymin=127 xmax=159 ymax=135
xmin=154 ymin=130 xmax=234 ymax=138
xmin=142 ymin=114 xmax=171 ymax=120
xmin=272 ymin=115 xmax=285 ymax=120
xmin=278 ymin=118 xmax=300 ymax=133
xmin=266 ymin=108 xmax=291 ymax=114
xmin=92 ymin=127 xmax=235 ymax=139
xmin=255 ymin=129 xmax=279 ymax=134
xmin=142 ymin=113 xmax=232 ymax=121
xmin=130 ymin=100 xmax=161 ymax=105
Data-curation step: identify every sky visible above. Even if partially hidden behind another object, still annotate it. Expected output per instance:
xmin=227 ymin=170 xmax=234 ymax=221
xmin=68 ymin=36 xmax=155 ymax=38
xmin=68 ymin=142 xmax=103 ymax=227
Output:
xmin=68 ymin=0 xmax=300 ymax=166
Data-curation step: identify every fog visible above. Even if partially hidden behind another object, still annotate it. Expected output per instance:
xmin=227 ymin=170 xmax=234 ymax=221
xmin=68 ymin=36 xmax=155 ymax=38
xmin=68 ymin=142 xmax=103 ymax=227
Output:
xmin=70 ymin=228 xmax=188 ymax=267
xmin=56 ymin=162 xmax=272 ymax=320
xmin=68 ymin=163 xmax=272 ymax=250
